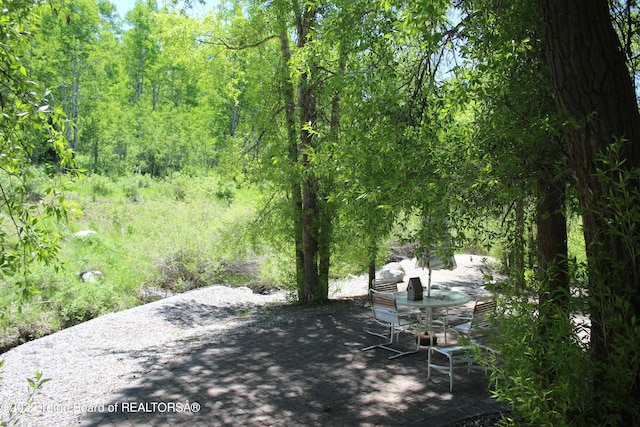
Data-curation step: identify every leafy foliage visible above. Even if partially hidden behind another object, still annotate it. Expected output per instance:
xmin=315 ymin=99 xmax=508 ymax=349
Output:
xmin=0 ymin=0 xmax=78 ymax=307
xmin=0 ymin=361 xmax=50 ymax=426
xmin=486 ymin=282 xmax=593 ymax=426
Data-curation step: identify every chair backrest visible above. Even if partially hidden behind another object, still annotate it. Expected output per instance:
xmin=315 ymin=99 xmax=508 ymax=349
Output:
xmin=369 ymin=289 xmax=400 ymax=324
xmin=371 ymin=281 xmax=399 ymax=293
xmin=471 ymin=299 xmax=497 ymax=331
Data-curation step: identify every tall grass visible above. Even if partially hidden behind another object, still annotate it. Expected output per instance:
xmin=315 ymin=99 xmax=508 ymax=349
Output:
xmin=0 ymin=173 xmax=286 ymax=352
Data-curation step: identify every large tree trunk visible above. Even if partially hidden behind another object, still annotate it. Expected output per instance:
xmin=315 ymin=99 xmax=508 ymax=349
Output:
xmin=540 ymin=0 xmax=640 ymax=421
xmin=535 ymin=144 xmax=570 ymax=389
xmin=318 ymin=49 xmax=346 ymax=295
xmin=297 ymin=5 xmax=321 ymax=304
xmin=278 ymin=25 xmax=305 ymax=295
xmin=536 ymin=168 xmax=568 ymax=305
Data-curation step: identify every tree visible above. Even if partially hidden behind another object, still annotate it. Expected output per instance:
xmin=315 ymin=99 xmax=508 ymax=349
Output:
xmin=79 ymin=0 xmax=127 ymax=173
xmin=0 ymin=0 xmax=76 ymax=304
xmin=32 ymin=0 xmax=104 ymax=152
xmin=123 ymin=1 xmax=160 ymax=106
xmin=220 ymin=0 xmax=355 ymax=303
xmin=540 ymin=0 xmax=640 ymax=423
xmin=31 ymin=0 xmax=124 ymax=171
xmin=293 ymin=2 xmax=322 ymax=303
xmin=456 ymin=0 xmax=571 ymax=356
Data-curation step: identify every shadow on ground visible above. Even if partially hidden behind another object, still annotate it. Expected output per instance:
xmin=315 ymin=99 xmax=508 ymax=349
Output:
xmin=155 ymin=300 xmax=262 ymax=328
xmin=81 ymin=298 xmax=506 ymax=426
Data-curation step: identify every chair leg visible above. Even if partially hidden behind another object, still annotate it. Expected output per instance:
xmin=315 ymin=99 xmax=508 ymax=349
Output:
xmin=364 ymin=325 xmax=421 ymax=359
xmin=444 ymin=323 xmax=448 ymax=345
xmin=363 ymin=325 xmax=395 ymax=351
xmin=388 ymin=328 xmax=421 ymax=359
xmin=366 ymin=326 xmax=391 ymax=340
xmin=437 ymin=309 xmax=449 ymax=345
xmin=427 ymin=348 xmax=455 ymax=391
xmin=449 ymin=354 xmax=454 ymax=392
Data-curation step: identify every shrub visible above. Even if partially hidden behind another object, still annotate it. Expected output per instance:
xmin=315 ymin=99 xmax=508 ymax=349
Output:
xmin=0 ymin=166 xmax=47 ymax=203
xmin=485 ymin=285 xmax=593 ymax=426
xmin=149 ymin=247 xmax=275 ymax=295
xmin=119 ymin=174 xmax=152 ymax=202
xmin=123 ymin=182 xmax=142 ymax=203
xmin=51 ymin=279 xmax=123 ymax=328
xmin=0 ymin=302 xmax=57 ymax=353
xmin=171 ymin=174 xmax=189 ymax=201
xmin=214 ymin=181 xmax=235 ymax=205
xmin=86 ymin=174 xmax=114 ymax=198
xmin=151 ymin=249 xmax=220 ymax=293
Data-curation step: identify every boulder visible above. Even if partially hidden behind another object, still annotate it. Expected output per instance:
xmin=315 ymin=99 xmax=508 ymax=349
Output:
xmin=139 ymin=286 xmax=176 ymax=303
xmin=383 ymin=262 xmax=405 ymax=272
xmin=80 ymin=270 xmax=103 ymax=283
xmin=74 ymin=230 xmax=97 ymax=238
xmin=375 ymin=262 xmax=405 ymax=283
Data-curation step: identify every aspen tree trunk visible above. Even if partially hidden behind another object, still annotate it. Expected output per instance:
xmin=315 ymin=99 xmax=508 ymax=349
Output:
xmin=152 ymin=83 xmax=159 ymax=111
xmin=135 ymin=55 xmax=144 ymax=103
xmin=71 ymin=55 xmax=80 ymax=151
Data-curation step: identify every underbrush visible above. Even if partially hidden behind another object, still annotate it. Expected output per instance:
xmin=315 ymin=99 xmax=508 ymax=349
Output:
xmin=0 ymin=173 xmax=289 ymax=352
xmin=0 ymin=172 xmax=395 ymax=352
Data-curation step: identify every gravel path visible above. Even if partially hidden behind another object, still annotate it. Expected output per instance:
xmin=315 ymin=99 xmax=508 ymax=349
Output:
xmin=0 ymin=254 xmax=496 ymax=426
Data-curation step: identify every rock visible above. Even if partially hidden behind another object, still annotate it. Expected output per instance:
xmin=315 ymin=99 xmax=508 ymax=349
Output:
xmin=383 ymin=262 xmax=405 ymax=272
xmin=74 ymin=230 xmax=97 ymax=238
xmin=375 ymin=263 xmax=405 ymax=283
xmin=245 ymin=280 xmax=276 ymax=295
xmin=80 ymin=270 xmax=103 ymax=283
xmin=138 ymin=286 xmax=176 ymax=303
xmin=380 ymin=268 xmax=404 ymax=281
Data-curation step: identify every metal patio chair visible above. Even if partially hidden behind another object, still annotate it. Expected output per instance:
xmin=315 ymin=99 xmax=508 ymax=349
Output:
xmin=428 ymin=299 xmax=497 ymax=391
xmin=363 ymin=289 xmax=421 ymax=359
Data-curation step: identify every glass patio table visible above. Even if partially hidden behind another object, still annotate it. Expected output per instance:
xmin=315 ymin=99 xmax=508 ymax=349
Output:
xmin=394 ymin=289 xmax=470 ymax=346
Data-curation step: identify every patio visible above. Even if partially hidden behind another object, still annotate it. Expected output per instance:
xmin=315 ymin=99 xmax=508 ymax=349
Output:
xmin=79 ymin=298 xmax=507 ymax=426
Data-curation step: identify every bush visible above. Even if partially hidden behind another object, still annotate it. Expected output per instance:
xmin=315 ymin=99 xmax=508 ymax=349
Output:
xmin=0 ymin=302 xmax=57 ymax=353
xmin=485 ymin=278 xmax=595 ymax=426
xmin=119 ymin=174 xmax=153 ymax=202
xmin=0 ymin=166 xmax=47 ymax=204
xmin=214 ymin=181 xmax=235 ymax=205
xmin=122 ymin=183 xmax=142 ymax=203
xmin=149 ymin=246 xmax=275 ymax=295
xmin=170 ymin=174 xmax=189 ymax=201
xmin=51 ymin=279 xmax=123 ymax=328
xmin=86 ymin=174 xmax=114 ymax=199
xmin=151 ymin=249 xmax=220 ymax=293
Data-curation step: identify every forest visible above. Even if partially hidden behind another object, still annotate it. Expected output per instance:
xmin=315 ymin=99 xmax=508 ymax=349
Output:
xmin=2 ymin=0 xmax=640 ymax=425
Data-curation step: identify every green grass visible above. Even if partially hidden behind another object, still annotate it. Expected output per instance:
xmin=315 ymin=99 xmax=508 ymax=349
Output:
xmin=0 ymin=173 xmax=289 ymax=352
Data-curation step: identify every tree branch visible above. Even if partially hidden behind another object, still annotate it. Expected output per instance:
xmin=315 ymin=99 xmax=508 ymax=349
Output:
xmin=202 ymin=34 xmax=279 ymax=50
